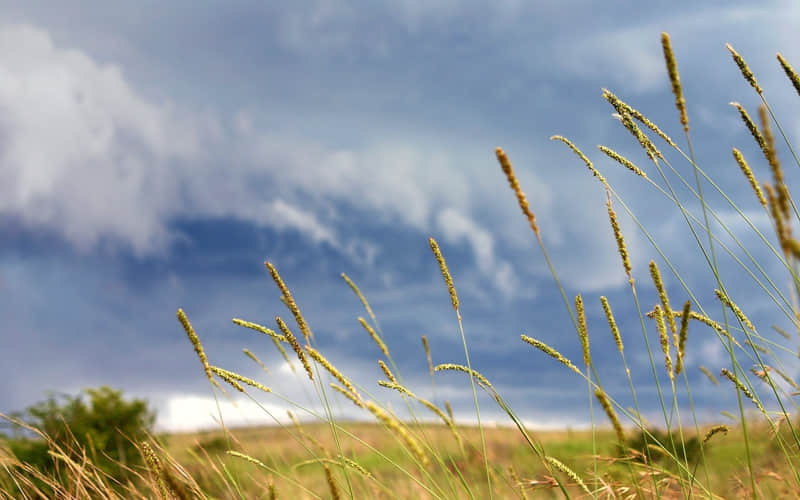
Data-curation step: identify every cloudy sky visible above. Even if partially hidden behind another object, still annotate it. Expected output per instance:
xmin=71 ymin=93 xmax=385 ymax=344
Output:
xmin=2 ymin=1 xmax=800 ymax=432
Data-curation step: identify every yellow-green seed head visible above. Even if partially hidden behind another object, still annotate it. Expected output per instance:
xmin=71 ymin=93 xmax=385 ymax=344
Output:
xmin=177 ymin=308 xmax=218 ymax=388
xmin=600 ymin=296 xmax=624 ymax=353
xmin=661 ymin=32 xmax=689 ymax=132
xmin=726 ymin=43 xmax=763 ymax=94
xmin=341 ymin=272 xmax=376 ymax=320
xmin=496 ymin=147 xmax=540 ymax=236
xmin=675 ymin=300 xmax=691 ymax=375
xmin=306 ymin=345 xmax=359 ymax=399
xmin=777 ymin=52 xmax=800 ymax=97
xmin=359 ymin=317 xmax=389 ymax=358
xmin=595 ymin=389 xmax=625 ymax=444
xmin=606 ymin=194 xmax=633 ymax=283
xmin=266 ymin=261 xmax=314 ymax=341
xmin=330 ymin=383 xmax=363 ymax=408
xmin=598 ymin=145 xmax=647 ymax=178
xmin=649 ymin=260 xmax=676 ymax=336
xmin=421 ymin=335 xmax=434 ymax=377
xmin=575 ymin=294 xmax=591 ymax=368
xmin=653 ymin=305 xmax=673 ymax=380
xmin=378 ymin=359 xmax=397 ymax=384
xmin=429 ymin=237 xmax=460 ymax=311
xmin=601 ymin=88 xmax=676 ymax=147
xmin=721 ymin=368 xmax=765 ymax=413
xmin=732 ymin=148 xmax=767 ymax=208
xmin=520 ymin=335 xmax=582 ymax=375
xmin=551 ymin=135 xmax=608 ymax=188
xmin=729 ymin=102 xmax=768 ymax=158
xmin=714 ymin=289 xmax=755 ymax=332
xmin=702 ymin=425 xmax=729 ymax=444
xmin=699 ymin=365 xmax=719 ymax=385
xmin=434 ymin=363 xmax=493 ymax=388
xmin=276 ymin=316 xmax=314 ymax=381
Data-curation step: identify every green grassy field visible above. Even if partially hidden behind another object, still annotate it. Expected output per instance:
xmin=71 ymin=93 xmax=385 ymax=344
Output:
xmin=158 ymin=420 xmax=789 ymax=499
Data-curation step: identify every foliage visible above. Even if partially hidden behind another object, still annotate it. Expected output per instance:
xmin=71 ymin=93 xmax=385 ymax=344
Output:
xmin=4 ymin=386 xmax=156 ymax=488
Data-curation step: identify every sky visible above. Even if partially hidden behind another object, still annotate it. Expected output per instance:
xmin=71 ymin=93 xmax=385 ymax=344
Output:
xmin=2 ymin=1 xmax=800 ymax=433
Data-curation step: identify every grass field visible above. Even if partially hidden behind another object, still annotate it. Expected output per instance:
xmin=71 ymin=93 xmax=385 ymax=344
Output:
xmin=157 ymin=420 xmax=790 ymax=498
xmin=4 ymin=30 xmax=800 ymax=499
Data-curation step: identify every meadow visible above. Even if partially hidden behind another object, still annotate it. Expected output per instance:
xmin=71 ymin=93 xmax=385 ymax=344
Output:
xmin=3 ymin=31 xmax=800 ymax=498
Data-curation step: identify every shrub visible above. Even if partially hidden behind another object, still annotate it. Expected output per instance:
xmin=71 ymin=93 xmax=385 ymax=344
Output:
xmin=4 ymin=386 xmax=156 ymax=486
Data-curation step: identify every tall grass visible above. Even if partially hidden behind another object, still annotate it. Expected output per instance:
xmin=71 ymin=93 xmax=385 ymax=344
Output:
xmin=5 ymin=32 xmax=800 ymax=499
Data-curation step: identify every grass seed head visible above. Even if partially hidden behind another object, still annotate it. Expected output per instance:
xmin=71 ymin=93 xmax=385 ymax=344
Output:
xmin=434 ymin=363 xmax=493 ymax=389
xmin=266 ymin=261 xmax=314 ymax=342
xmin=777 ymin=52 xmax=800 ymax=97
xmin=721 ymin=368 xmax=765 ymax=413
xmin=330 ymin=383 xmax=363 ymax=408
xmin=575 ymin=294 xmax=591 ymax=368
xmin=764 ymin=182 xmax=792 ymax=255
xmin=210 ymin=366 xmax=271 ymax=394
xmin=699 ymin=365 xmax=719 ymax=385
xmin=617 ymin=111 xmax=662 ymax=162
xmin=177 ymin=308 xmax=218 ymax=388
xmin=520 ymin=335 xmax=582 ymax=375
xmin=606 ymin=194 xmax=633 ymax=283
xmin=142 ymin=442 xmax=172 ymax=500
xmin=421 ymin=335 xmax=434 ymax=377
xmin=702 ymin=425 xmax=729 ymax=444
xmin=729 ymin=102 xmax=768 ymax=159
xmin=602 ymin=88 xmax=676 ymax=147
xmin=378 ymin=359 xmax=397 ymax=384
xmin=276 ymin=316 xmax=314 ymax=381
xmin=364 ymin=401 xmax=429 ymax=467
xmin=306 ymin=345 xmax=360 ymax=399
xmin=428 ymin=237 xmax=460 ymax=311
xmin=653 ymin=305 xmax=673 ymax=380
xmin=324 ymin=465 xmax=341 ymax=500
xmin=341 ymin=272 xmax=376 ymax=320
xmin=675 ymin=300 xmax=691 ymax=375
xmin=359 ymin=317 xmax=389 ymax=358
xmin=600 ymin=296 xmax=624 ymax=353
xmin=598 ymin=145 xmax=647 ymax=178
xmin=544 ymin=456 xmax=591 ymax=495
xmin=732 ymin=148 xmax=767 ymax=208
xmin=714 ymin=289 xmax=755 ymax=332
xmin=759 ymin=104 xmax=790 ymax=219
xmin=649 ymin=260 xmax=677 ymax=336
xmin=496 ymin=147 xmax=540 ymax=236
xmin=726 ymin=43 xmax=763 ymax=94
xmin=232 ymin=318 xmax=287 ymax=343
xmin=551 ymin=135 xmax=608 ymax=188
xmin=445 ymin=400 xmax=454 ymax=421
xmin=595 ymin=389 xmax=625 ymax=445
xmin=243 ymin=348 xmax=269 ymax=373
xmin=661 ymin=32 xmax=689 ymax=132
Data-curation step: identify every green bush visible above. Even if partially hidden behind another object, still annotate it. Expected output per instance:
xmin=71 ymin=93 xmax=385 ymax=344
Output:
xmin=625 ymin=427 xmax=703 ymax=468
xmin=4 ymin=386 xmax=156 ymax=485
